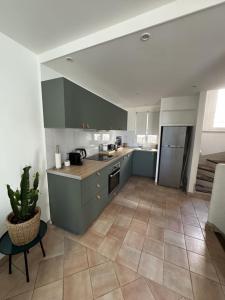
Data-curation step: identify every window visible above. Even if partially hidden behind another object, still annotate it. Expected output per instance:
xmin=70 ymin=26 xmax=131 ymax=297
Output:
xmin=135 ymin=111 xmax=159 ymax=146
xmin=214 ymin=89 xmax=225 ymax=128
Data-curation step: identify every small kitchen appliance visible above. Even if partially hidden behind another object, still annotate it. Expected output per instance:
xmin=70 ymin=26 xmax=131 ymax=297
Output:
xmin=69 ymin=148 xmax=87 ymax=165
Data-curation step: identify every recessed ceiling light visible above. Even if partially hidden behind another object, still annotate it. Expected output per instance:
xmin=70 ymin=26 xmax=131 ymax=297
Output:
xmin=140 ymin=32 xmax=151 ymax=41
xmin=65 ymin=56 xmax=73 ymax=62
xmin=192 ymin=85 xmax=197 ymax=88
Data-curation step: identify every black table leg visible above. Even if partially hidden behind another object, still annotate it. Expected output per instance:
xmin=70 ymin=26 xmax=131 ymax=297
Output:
xmin=23 ymin=251 xmax=29 ymax=282
xmin=9 ymin=254 xmax=12 ymax=274
xmin=40 ymin=240 xmax=46 ymax=257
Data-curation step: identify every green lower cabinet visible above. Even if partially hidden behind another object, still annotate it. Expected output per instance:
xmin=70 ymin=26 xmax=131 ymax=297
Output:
xmin=47 ymin=150 xmax=157 ymax=235
xmin=132 ymin=151 xmax=157 ymax=178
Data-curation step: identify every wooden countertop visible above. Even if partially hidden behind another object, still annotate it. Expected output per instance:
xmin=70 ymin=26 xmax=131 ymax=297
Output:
xmin=47 ymin=147 xmax=157 ymax=180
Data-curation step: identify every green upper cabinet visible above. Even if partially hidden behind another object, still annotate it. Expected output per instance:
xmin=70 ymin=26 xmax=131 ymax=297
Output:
xmin=41 ymin=77 xmax=127 ymax=130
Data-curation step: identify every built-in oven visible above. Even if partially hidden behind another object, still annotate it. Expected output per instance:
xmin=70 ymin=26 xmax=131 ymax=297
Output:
xmin=108 ymin=162 xmax=120 ymax=194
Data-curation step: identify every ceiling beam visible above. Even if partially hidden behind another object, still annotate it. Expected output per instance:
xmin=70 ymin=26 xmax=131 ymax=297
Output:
xmin=39 ymin=0 xmax=225 ymax=63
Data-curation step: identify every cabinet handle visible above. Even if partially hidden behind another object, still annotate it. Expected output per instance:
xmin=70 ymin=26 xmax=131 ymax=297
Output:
xmin=81 ymin=123 xmax=85 ymax=129
xmin=96 ymin=172 xmax=101 ymax=176
xmin=96 ymin=194 xmax=101 ymax=200
xmin=86 ymin=123 xmax=90 ymax=129
xmin=96 ymin=183 xmax=101 ymax=188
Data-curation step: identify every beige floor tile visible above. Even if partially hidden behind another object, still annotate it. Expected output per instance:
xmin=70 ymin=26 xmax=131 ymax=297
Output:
xmin=87 ymin=248 xmax=108 ymax=267
xmin=113 ymin=262 xmax=140 ymax=286
xmin=138 ymin=252 xmax=163 ymax=284
xmin=166 ymin=217 xmax=184 ymax=234
xmin=182 ymin=215 xmax=200 ymax=227
xmin=6 ymin=291 xmax=33 ymax=300
xmin=164 ymin=229 xmax=186 ymax=249
xmin=123 ymin=231 xmax=145 ymax=251
xmin=32 ymin=280 xmax=63 ymax=300
xmin=147 ymin=223 xmax=164 ymax=242
xmin=107 ymin=224 xmax=128 ymax=241
xmin=129 ymin=219 xmax=148 ymax=235
xmin=143 ymin=237 xmax=164 ymax=259
xmin=163 ymin=262 xmax=193 ymax=299
xmin=64 ymin=249 xmax=88 ymax=276
xmin=122 ymin=278 xmax=155 ymax=300
xmin=114 ymin=215 xmax=132 ymax=229
xmin=133 ymin=210 xmax=150 ymax=223
xmin=80 ymin=230 xmax=104 ymax=250
xmin=64 ymin=269 xmax=92 ymax=300
xmin=147 ymin=279 xmax=182 ymax=300
xmin=98 ymin=236 xmax=122 ymax=260
xmin=185 ymin=235 xmax=209 ymax=257
xmin=191 ymin=272 xmax=225 ymax=300
xmin=165 ymin=244 xmax=189 ymax=269
xmin=64 ymin=237 xmax=86 ymax=255
xmin=91 ymin=218 xmax=114 ymax=236
xmin=90 ymin=262 xmax=119 ymax=298
xmin=42 ymin=230 xmax=64 ymax=258
xmin=4 ymin=264 xmax=38 ymax=299
xmin=35 ymin=255 xmax=63 ymax=288
xmin=188 ymin=251 xmax=219 ymax=282
xmin=183 ymin=224 xmax=204 ymax=240
xmin=151 ymin=215 xmax=167 ymax=229
xmin=12 ymin=245 xmax=43 ymax=272
xmin=119 ymin=207 xmax=136 ymax=218
xmin=96 ymin=288 xmax=124 ymax=300
xmin=116 ymin=245 xmax=141 ymax=272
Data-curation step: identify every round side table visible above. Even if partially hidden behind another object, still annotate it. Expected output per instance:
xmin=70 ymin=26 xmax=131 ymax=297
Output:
xmin=0 ymin=220 xmax=47 ymax=282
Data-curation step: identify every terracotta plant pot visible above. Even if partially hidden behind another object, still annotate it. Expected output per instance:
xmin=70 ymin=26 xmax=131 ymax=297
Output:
xmin=6 ymin=207 xmax=41 ymax=246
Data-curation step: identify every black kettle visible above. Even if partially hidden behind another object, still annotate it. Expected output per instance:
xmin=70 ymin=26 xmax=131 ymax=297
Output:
xmin=75 ymin=148 xmax=87 ymax=159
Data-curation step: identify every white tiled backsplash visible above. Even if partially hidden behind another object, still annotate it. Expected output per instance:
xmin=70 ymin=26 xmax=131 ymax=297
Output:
xmin=45 ymin=128 xmax=137 ymax=168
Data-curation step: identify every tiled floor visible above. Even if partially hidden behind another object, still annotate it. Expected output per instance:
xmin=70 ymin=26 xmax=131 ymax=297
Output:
xmin=1 ymin=176 xmax=225 ymax=299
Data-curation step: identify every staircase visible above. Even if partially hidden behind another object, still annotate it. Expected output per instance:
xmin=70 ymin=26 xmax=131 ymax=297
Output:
xmin=195 ymin=152 xmax=225 ymax=196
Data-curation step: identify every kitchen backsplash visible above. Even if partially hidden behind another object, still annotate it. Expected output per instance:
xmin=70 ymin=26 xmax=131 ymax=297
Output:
xmin=45 ymin=128 xmax=137 ymax=168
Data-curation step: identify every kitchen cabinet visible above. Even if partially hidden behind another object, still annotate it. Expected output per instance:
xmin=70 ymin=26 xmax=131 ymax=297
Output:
xmin=120 ymin=152 xmax=132 ymax=186
xmin=47 ymin=149 xmax=157 ymax=234
xmin=41 ymin=77 xmax=127 ymax=130
xmin=132 ymin=151 xmax=157 ymax=178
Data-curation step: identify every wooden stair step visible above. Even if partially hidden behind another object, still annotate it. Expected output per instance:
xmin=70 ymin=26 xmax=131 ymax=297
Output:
xmin=207 ymin=158 xmax=225 ymax=164
xmin=196 ymin=179 xmax=213 ymax=188
xmin=197 ymin=168 xmax=214 ymax=179
xmin=195 ymin=184 xmax=212 ymax=194
xmin=197 ymin=174 xmax=214 ymax=182
xmin=198 ymin=164 xmax=215 ymax=173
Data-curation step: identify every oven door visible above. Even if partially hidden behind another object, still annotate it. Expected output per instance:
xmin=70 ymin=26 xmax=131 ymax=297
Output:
xmin=108 ymin=168 xmax=120 ymax=194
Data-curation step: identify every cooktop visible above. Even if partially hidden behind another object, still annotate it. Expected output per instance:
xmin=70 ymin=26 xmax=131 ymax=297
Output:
xmin=86 ymin=154 xmax=114 ymax=161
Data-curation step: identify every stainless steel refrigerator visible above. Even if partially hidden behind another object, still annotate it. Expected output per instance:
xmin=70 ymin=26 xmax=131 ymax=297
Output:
xmin=158 ymin=126 xmax=191 ymax=189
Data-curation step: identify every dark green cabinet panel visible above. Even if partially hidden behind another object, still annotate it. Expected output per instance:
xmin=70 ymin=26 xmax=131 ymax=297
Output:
xmin=41 ymin=78 xmax=66 ymax=128
xmin=132 ymin=151 xmax=157 ymax=178
xmin=42 ymin=77 xmax=127 ymax=130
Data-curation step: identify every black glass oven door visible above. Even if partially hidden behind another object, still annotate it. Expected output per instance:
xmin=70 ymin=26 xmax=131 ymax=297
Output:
xmin=108 ymin=168 xmax=120 ymax=194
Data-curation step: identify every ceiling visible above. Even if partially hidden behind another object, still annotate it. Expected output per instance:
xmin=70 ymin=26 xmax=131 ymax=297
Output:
xmin=0 ymin=0 xmax=172 ymax=53
xmin=45 ymin=4 xmax=225 ymax=108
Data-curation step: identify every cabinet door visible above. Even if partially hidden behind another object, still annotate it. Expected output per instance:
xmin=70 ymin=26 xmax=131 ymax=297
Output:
xmin=64 ymin=79 xmax=90 ymax=128
xmin=132 ymin=151 xmax=157 ymax=178
xmin=41 ymin=78 xmax=66 ymax=128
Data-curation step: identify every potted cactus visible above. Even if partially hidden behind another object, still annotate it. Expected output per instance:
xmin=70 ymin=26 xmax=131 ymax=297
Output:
xmin=6 ymin=166 xmax=41 ymax=246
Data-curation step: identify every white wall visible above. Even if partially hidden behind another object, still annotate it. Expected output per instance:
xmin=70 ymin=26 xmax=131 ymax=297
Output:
xmin=45 ymin=129 xmax=129 ymax=168
xmin=187 ymin=92 xmax=207 ymax=192
xmin=200 ymin=89 xmax=225 ymax=155
xmin=208 ymin=163 xmax=225 ymax=233
xmin=0 ymin=33 xmax=49 ymax=252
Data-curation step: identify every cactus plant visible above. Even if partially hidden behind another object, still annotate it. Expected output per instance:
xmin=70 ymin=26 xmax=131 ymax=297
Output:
xmin=7 ymin=166 xmax=39 ymax=223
